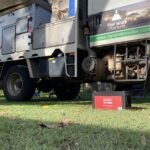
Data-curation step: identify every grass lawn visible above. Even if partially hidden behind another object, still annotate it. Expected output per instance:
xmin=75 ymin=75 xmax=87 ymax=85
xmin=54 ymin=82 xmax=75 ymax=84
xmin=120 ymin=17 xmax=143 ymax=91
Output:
xmin=0 ymin=92 xmax=150 ymax=150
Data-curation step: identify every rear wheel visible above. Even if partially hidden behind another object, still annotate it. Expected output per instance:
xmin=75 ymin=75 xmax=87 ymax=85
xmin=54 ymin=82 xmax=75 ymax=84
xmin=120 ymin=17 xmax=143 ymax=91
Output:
xmin=3 ymin=65 xmax=36 ymax=102
xmin=54 ymin=82 xmax=80 ymax=100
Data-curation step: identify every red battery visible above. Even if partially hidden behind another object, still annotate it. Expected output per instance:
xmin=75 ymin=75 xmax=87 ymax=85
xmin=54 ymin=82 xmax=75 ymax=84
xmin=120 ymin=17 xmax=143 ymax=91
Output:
xmin=93 ymin=91 xmax=131 ymax=110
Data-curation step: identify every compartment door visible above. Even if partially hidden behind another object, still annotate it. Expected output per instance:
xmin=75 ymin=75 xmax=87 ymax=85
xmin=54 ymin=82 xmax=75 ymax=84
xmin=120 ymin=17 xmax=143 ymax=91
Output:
xmin=16 ymin=33 xmax=31 ymax=52
xmin=2 ymin=25 xmax=15 ymax=55
xmin=33 ymin=20 xmax=75 ymax=49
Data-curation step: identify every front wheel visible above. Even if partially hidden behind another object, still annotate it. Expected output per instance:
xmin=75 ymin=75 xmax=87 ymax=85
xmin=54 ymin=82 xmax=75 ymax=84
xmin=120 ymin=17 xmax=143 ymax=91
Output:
xmin=54 ymin=82 xmax=80 ymax=100
xmin=2 ymin=65 xmax=36 ymax=102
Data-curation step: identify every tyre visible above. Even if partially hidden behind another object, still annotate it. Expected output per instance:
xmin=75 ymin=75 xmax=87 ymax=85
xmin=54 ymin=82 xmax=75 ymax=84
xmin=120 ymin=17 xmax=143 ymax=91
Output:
xmin=54 ymin=82 xmax=80 ymax=100
xmin=2 ymin=65 xmax=36 ymax=102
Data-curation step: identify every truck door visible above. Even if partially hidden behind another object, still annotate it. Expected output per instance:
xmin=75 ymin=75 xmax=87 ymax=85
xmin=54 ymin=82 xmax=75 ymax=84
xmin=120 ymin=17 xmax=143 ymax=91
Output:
xmin=2 ymin=25 xmax=15 ymax=55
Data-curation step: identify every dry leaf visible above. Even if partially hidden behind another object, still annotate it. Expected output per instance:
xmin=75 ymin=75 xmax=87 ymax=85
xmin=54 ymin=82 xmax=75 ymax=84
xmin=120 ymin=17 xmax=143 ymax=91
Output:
xmin=40 ymin=123 xmax=60 ymax=129
xmin=39 ymin=119 xmax=72 ymax=129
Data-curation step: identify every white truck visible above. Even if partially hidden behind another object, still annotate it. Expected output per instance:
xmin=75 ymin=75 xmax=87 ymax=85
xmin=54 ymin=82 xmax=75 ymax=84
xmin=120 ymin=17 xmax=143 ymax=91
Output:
xmin=0 ymin=0 xmax=149 ymax=101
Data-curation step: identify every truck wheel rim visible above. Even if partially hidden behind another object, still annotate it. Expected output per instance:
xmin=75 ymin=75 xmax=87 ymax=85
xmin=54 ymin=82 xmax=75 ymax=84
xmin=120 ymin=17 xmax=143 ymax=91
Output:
xmin=7 ymin=73 xmax=23 ymax=96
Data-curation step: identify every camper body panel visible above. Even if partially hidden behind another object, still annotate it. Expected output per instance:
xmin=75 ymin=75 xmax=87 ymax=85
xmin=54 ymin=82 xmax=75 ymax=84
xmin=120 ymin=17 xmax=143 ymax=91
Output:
xmin=0 ymin=0 xmax=80 ymax=78
xmin=0 ymin=4 xmax=51 ymax=60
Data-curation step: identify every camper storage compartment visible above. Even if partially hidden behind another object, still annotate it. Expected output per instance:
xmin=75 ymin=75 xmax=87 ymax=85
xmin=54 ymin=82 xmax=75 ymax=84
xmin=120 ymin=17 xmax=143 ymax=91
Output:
xmin=39 ymin=57 xmax=66 ymax=78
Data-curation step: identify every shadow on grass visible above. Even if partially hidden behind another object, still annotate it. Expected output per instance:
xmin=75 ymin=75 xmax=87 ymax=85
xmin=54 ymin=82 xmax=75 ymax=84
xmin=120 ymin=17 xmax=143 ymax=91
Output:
xmin=0 ymin=93 xmax=150 ymax=107
xmin=132 ymin=96 xmax=150 ymax=104
xmin=0 ymin=116 xmax=149 ymax=150
xmin=129 ymin=106 xmax=147 ymax=111
xmin=0 ymin=95 xmax=92 ymax=106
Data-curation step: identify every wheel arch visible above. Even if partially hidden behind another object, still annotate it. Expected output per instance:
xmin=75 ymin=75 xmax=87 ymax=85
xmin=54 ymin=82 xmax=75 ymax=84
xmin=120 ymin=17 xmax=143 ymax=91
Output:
xmin=0 ymin=60 xmax=28 ymax=80
xmin=2 ymin=64 xmax=36 ymax=101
